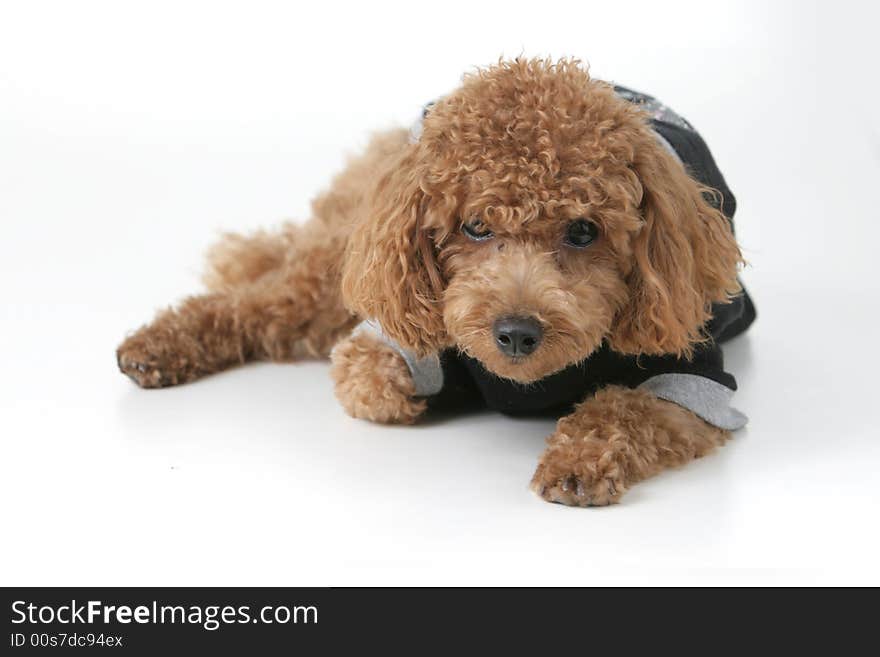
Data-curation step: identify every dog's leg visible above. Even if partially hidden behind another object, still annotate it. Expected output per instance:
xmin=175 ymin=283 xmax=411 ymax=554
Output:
xmin=117 ymin=128 xmax=410 ymax=388
xmin=530 ymin=386 xmax=729 ymax=506
xmin=117 ymin=230 xmax=356 ymax=388
xmin=329 ymin=331 xmax=427 ymax=424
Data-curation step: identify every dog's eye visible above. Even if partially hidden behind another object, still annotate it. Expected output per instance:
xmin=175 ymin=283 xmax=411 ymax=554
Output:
xmin=564 ymin=219 xmax=599 ymax=248
xmin=461 ymin=218 xmax=494 ymax=241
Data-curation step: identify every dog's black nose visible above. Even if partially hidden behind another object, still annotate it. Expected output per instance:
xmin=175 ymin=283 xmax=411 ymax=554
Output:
xmin=493 ymin=316 xmax=543 ymax=357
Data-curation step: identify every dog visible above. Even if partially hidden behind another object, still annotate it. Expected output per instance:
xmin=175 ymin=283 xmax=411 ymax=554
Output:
xmin=117 ymin=58 xmax=755 ymax=506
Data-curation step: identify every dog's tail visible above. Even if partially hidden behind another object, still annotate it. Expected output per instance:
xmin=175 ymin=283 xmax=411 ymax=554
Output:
xmin=203 ymin=223 xmax=302 ymax=292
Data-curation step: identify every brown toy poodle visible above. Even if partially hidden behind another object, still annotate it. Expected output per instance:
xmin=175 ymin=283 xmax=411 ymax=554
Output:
xmin=117 ymin=58 xmax=755 ymax=506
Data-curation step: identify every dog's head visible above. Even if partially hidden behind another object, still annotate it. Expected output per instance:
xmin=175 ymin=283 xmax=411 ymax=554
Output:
xmin=342 ymin=58 xmax=742 ymax=383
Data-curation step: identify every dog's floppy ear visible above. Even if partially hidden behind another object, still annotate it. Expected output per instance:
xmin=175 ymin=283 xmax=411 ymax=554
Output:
xmin=341 ymin=147 xmax=448 ymax=356
xmin=609 ymin=133 xmax=743 ymax=357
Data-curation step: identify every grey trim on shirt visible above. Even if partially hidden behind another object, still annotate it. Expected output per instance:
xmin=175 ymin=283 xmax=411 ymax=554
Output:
xmin=639 ymin=373 xmax=748 ymax=431
xmin=350 ymin=320 xmax=444 ymax=397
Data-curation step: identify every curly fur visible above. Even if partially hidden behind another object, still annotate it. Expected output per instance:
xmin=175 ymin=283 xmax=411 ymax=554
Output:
xmin=329 ymin=332 xmax=426 ymax=424
xmin=530 ymin=386 xmax=729 ymax=506
xmin=117 ymin=58 xmax=744 ymax=506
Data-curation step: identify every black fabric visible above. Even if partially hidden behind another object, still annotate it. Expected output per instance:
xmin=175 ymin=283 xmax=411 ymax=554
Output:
xmin=651 ymin=120 xmax=737 ymax=221
xmin=427 ymin=342 xmax=735 ymax=416
xmin=422 ymin=85 xmax=755 ymax=416
xmin=712 ymin=288 xmax=757 ymax=344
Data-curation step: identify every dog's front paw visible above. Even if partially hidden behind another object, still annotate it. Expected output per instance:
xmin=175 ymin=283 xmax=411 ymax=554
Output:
xmin=529 ymin=436 xmax=626 ymax=507
xmin=330 ymin=332 xmax=426 ymax=425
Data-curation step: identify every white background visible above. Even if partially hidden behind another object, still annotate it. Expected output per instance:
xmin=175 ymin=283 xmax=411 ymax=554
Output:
xmin=1 ymin=0 xmax=878 ymax=586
